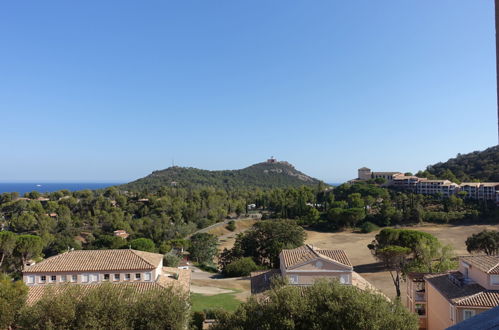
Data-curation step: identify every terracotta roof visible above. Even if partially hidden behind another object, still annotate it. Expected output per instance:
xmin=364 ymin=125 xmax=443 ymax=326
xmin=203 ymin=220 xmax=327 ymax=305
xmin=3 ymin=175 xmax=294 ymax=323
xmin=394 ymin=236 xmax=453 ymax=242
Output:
xmin=425 ymin=272 xmax=499 ymax=308
xmin=280 ymin=245 xmax=352 ymax=269
xmin=23 ymin=250 xmax=163 ymax=273
xmin=460 ymin=255 xmax=499 ymax=274
xmin=250 ymin=269 xmax=281 ymax=294
xmin=158 ymin=267 xmax=191 ymax=294
xmin=26 ymin=281 xmax=170 ymax=305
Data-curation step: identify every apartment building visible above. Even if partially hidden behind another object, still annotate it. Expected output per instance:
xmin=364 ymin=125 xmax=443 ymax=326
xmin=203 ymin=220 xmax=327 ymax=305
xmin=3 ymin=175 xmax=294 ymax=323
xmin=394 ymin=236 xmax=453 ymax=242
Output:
xmin=415 ymin=179 xmax=460 ymax=197
xmin=354 ymin=167 xmax=499 ymax=204
xmin=22 ymin=249 xmax=190 ymax=303
xmin=406 ymin=256 xmax=499 ymax=330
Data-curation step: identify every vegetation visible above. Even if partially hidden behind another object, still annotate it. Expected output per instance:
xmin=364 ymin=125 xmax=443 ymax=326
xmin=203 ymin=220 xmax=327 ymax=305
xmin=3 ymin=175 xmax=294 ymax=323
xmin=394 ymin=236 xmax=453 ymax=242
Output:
xmin=188 ymin=233 xmax=218 ymax=264
xmin=0 ymin=175 xmax=496 ymax=279
xmin=211 ymin=280 xmax=418 ymax=330
xmin=0 ymin=275 xmax=28 ymax=329
xmin=219 ymin=220 xmax=305 ymax=271
xmin=226 ymin=220 xmax=236 ymax=231
xmin=466 ymin=230 xmax=499 ymax=256
xmin=419 ymin=145 xmax=499 ymax=182
xmin=190 ymin=291 xmax=242 ymax=313
xmin=17 ymin=284 xmax=189 ymax=329
xmin=224 ymin=257 xmax=259 ymax=277
xmin=368 ymin=229 xmax=456 ymax=297
xmin=120 ymin=161 xmax=324 ymax=191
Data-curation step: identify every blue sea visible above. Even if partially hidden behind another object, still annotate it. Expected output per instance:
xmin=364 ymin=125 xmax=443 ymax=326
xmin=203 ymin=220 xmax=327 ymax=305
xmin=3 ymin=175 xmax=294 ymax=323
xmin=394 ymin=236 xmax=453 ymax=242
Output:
xmin=0 ymin=183 xmax=122 ymax=195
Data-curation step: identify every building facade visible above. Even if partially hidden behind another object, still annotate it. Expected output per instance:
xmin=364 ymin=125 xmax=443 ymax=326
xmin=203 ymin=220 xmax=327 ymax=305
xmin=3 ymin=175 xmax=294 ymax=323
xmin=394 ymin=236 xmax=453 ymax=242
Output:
xmin=22 ymin=249 xmax=190 ymax=303
xmin=406 ymin=256 xmax=499 ymax=330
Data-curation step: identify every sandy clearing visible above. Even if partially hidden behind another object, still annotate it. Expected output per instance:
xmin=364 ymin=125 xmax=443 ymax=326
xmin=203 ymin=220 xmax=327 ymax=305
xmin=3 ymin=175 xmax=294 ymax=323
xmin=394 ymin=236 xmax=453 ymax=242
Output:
xmin=305 ymin=223 xmax=499 ymax=300
xmin=190 ymin=285 xmax=234 ymax=295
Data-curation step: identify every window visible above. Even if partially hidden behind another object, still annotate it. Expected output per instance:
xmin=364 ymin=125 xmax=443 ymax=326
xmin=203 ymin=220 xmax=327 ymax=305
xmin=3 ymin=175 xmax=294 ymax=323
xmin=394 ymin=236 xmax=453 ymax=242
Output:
xmin=104 ymin=274 xmax=110 ymax=281
xmin=315 ymin=261 xmax=323 ymax=268
xmin=289 ymin=275 xmax=298 ymax=284
xmin=449 ymin=306 xmax=455 ymax=321
xmin=50 ymin=275 xmax=57 ymax=282
xmin=125 ymin=274 xmax=131 ymax=281
xmin=135 ymin=273 xmax=141 ymax=280
xmin=60 ymin=275 xmax=67 ymax=282
xmin=340 ymin=275 xmax=349 ymax=284
xmin=114 ymin=274 xmax=120 ymax=281
xmin=144 ymin=272 xmax=151 ymax=281
xmin=415 ymin=304 xmax=426 ymax=316
xmin=90 ymin=274 xmax=98 ymax=282
xmin=491 ymin=275 xmax=499 ymax=286
xmin=40 ymin=275 xmax=46 ymax=283
xmin=27 ymin=275 xmax=35 ymax=284
xmin=463 ymin=310 xmax=475 ymax=320
xmin=71 ymin=275 xmax=77 ymax=282
xmin=81 ymin=274 xmax=89 ymax=283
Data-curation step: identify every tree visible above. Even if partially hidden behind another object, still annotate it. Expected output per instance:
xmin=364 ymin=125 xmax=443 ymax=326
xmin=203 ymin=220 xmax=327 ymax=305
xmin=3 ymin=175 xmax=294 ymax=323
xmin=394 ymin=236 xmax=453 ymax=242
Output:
xmin=14 ymin=235 xmax=43 ymax=268
xmin=466 ymin=230 xmax=499 ymax=256
xmin=188 ymin=233 xmax=218 ymax=264
xmin=372 ymin=246 xmax=411 ymax=298
xmin=130 ymin=238 xmax=156 ymax=252
xmin=18 ymin=283 xmax=189 ymax=329
xmin=224 ymin=257 xmax=258 ymax=277
xmin=0 ymin=231 xmax=17 ymax=268
xmin=368 ymin=228 xmax=456 ymax=297
xmin=0 ymin=275 xmax=28 ymax=329
xmin=222 ymin=220 xmax=306 ymax=268
xmin=211 ymin=280 xmax=418 ymax=330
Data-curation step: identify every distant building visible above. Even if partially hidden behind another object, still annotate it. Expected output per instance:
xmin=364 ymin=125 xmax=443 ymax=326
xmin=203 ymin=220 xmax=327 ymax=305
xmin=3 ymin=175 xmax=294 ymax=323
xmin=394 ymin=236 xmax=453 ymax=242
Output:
xmin=113 ymin=230 xmax=129 ymax=239
xmin=267 ymin=156 xmax=277 ymax=163
xmin=406 ymin=255 xmax=499 ymax=330
xmin=355 ymin=167 xmax=402 ymax=183
xmin=353 ymin=167 xmax=499 ymax=204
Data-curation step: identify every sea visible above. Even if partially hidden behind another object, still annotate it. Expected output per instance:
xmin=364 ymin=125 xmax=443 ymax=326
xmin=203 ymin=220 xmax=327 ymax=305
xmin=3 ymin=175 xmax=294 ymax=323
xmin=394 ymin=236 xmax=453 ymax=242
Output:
xmin=0 ymin=183 xmax=122 ymax=195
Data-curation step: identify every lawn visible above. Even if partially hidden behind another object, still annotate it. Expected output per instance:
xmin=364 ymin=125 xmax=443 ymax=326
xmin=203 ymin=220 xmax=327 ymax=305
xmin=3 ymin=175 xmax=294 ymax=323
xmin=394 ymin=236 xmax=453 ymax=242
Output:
xmin=190 ymin=291 xmax=242 ymax=312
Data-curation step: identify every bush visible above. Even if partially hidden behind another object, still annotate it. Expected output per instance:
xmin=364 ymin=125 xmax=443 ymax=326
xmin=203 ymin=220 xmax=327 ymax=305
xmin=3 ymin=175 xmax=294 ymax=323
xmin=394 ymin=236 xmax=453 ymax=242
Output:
xmin=226 ymin=220 xmax=236 ymax=232
xmin=164 ymin=253 xmax=181 ymax=267
xmin=360 ymin=221 xmax=380 ymax=233
xmin=225 ymin=257 xmax=258 ymax=277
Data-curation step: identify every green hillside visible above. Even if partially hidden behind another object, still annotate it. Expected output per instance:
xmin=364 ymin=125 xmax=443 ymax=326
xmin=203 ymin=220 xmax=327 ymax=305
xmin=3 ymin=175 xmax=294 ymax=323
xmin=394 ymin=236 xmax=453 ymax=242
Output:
xmin=119 ymin=161 xmax=324 ymax=191
xmin=422 ymin=145 xmax=499 ymax=182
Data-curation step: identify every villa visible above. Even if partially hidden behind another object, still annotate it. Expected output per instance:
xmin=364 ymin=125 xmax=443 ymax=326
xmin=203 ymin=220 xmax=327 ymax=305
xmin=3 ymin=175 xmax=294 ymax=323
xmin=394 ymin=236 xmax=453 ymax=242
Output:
xmin=251 ymin=244 xmax=377 ymax=294
xmin=22 ymin=249 xmax=190 ymax=304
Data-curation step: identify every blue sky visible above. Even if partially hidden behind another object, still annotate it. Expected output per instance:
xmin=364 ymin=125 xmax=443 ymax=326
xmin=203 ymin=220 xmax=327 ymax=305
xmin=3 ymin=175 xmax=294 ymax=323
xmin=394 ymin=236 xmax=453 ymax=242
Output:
xmin=0 ymin=1 xmax=496 ymax=183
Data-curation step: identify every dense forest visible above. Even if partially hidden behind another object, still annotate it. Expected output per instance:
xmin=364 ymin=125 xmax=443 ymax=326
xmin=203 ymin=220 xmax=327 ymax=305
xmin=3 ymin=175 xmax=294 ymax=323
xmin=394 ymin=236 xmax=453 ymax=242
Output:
xmin=418 ymin=145 xmax=499 ymax=182
xmin=120 ymin=161 xmax=323 ymax=191
xmin=1 ymin=179 xmax=497 ymax=277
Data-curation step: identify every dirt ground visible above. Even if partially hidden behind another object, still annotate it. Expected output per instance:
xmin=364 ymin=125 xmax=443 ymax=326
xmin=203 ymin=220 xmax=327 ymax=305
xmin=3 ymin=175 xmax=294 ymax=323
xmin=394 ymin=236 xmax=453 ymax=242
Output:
xmin=304 ymin=223 xmax=499 ymax=300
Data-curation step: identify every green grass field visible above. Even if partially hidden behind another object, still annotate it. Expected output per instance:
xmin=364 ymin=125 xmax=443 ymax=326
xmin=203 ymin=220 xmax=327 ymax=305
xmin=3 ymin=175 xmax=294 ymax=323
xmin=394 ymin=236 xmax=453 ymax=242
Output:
xmin=190 ymin=291 xmax=242 ymax=312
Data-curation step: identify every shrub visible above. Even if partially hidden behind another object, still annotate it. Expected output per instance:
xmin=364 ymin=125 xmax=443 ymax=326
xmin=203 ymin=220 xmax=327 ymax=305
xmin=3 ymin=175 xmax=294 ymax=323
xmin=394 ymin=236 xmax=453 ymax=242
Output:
xmin=360 ymin=221 xmax=380 ymax=233
xmin=164 ymin=253 xmax=181 ymax=267
xmin=225 ymin=257 xmax=258 ymax=277
xmin=226 ymin=220 xmax=236 ymax=232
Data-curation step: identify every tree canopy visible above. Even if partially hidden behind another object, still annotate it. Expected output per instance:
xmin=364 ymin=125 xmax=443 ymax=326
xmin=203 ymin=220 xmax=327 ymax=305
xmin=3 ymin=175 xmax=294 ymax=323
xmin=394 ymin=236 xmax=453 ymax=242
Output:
xmin=466 ymin=230 xmax=499 ymax=256
xmin=211 ymin=280 xmax=418 ymax=330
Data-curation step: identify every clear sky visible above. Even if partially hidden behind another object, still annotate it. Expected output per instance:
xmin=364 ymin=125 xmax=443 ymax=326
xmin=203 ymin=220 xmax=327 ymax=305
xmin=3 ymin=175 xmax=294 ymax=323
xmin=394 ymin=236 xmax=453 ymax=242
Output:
xmin=0 ymin=1 xmax=497 ymax=183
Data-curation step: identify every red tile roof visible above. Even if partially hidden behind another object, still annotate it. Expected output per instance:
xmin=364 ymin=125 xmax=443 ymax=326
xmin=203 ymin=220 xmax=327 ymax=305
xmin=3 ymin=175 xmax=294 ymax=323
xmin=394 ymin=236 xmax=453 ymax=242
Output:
xmin=280 ymin=245 xmax=352 ymax=269
xmin=23 ymin=250 xmax=163 ymax=273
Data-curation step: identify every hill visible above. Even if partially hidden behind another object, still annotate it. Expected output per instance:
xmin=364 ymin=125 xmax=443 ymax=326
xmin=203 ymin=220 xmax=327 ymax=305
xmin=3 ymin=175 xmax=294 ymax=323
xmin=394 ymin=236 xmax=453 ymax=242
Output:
xmin=423 ymin=145 xmax=499 ymax=182
xmin=119 ymin=160 xmax=325 ymax=191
